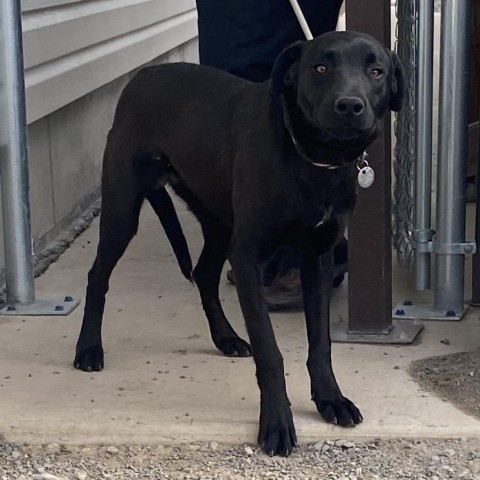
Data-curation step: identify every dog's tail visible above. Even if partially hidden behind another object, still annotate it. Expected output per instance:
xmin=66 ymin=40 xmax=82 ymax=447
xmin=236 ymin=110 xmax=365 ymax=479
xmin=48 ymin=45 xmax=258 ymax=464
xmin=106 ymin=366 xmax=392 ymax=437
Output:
xmin=146 ymin=188 xmax=193 ymax=282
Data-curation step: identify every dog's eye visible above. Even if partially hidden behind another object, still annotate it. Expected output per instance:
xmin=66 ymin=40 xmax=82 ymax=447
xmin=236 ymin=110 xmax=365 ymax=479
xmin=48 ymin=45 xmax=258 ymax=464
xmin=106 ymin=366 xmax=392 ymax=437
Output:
xmin=370 ymin=68 xmax=383 ymax=78
xmin=315 ymin=64 xmax=327 ymax=75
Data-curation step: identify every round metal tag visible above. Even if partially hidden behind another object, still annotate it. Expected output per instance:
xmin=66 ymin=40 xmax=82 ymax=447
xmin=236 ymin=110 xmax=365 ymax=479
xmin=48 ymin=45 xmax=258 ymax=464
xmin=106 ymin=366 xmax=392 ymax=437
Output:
xmin=358 ymin=166 xmax=375 ymax=188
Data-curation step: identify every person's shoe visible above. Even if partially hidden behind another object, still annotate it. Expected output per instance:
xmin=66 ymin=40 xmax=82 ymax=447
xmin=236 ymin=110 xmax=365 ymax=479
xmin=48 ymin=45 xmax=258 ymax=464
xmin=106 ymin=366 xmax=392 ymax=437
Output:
xmin=227 ymin=262 xmax=347 ymax=310
xmin=264 ymin=269 xmax=303 ymax=310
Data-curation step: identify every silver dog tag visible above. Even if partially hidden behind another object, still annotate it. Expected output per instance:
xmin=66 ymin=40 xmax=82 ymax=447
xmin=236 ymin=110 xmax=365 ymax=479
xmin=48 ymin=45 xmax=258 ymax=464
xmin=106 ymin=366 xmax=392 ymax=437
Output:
xmin=357 ymin=157 xmax=374 ymax=188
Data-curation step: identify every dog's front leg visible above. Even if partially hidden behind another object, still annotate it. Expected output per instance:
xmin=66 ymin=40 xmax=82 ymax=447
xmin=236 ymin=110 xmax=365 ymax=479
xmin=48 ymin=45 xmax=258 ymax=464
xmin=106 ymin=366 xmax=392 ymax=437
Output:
xmin=301 ymin=248 xmax=363 ymax=427
xmin=230 ymin=245 xmax=296 ymax=457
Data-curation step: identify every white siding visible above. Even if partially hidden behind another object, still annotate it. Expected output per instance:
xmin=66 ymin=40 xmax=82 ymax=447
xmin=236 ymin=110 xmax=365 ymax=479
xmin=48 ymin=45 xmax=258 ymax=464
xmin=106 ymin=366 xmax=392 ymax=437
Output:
xmin=22 ymin=0 xmax=198 ymax=124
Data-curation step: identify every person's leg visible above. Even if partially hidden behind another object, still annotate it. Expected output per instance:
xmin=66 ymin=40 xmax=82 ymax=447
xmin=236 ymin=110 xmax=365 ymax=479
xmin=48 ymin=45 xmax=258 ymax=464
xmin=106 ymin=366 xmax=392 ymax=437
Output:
xmin=197 ymin=0 xmax=344 ymax=82
xmin=196 ymin=0 xmax=346 ymax=308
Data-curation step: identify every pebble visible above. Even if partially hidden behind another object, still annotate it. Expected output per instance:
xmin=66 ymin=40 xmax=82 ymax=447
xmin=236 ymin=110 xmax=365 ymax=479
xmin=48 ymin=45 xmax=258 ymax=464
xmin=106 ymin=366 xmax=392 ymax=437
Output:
xmin=442 ymin=448 xmax=456 ymax=457
xmin=334 ymin=440 xmax=355 ymax=449
xmin=210 ymin=441 xmax=219 ymax=451
xmin=106 ymin=446 xmax=118 ymax=454
xmin=244 ymin=447 xmax=254 ymax=455
xmin=32 ymin=474 xmax=66 ymax=480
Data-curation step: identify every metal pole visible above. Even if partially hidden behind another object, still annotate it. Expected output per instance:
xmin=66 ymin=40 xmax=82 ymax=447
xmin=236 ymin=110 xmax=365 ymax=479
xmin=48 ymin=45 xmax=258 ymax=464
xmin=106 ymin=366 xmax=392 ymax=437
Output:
xmin=433 ymin=0 xmax=471 ymax=313
xmin=0 ymin=0 xmax=35 ymax=305
xmin=413 ymin=0 xmax=434 ymax=290
xmin=472 ymin=130 xmax=480 ymax=306
xmin=330 ymin=0 xmax=423 ymax=344
xmin=469 ymin=0 xmax=480 ymax=306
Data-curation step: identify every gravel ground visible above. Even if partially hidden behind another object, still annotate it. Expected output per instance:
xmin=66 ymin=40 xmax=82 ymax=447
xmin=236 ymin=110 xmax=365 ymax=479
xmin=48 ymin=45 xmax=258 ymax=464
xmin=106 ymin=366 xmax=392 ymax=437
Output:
xmin=410 ymin=350 xmax=480 ymax=420
xmin=1 ymin=438 xmax=480 ymax=480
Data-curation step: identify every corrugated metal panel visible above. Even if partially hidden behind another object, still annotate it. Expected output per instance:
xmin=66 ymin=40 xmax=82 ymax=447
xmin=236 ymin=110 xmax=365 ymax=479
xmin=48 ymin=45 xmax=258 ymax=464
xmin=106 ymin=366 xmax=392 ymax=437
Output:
xmin=22 ymin=0 xmax=198 ymax=123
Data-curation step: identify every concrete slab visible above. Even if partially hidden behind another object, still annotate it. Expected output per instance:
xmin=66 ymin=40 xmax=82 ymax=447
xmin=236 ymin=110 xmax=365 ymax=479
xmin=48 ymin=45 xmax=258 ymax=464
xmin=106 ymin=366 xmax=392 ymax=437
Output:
xmin=1 ymin=200 xmax=479 ymax=446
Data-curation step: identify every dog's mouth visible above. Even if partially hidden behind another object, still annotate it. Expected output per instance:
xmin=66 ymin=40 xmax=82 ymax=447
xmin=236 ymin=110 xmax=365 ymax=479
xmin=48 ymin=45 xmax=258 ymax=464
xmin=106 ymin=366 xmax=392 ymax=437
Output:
xmin=313 ymin=123 xmax=378 ymax=148
xmin=326 ymin=126 xmax=374 ymax=140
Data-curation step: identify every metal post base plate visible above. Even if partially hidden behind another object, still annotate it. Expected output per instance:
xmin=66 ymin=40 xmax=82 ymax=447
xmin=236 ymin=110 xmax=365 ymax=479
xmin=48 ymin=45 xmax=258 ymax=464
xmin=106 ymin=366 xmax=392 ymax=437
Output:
xmin=331 ymin=319 xmax=424 ymax=344
xmin=0 ymin=296 xmax=80 ymax=316
xmin=392 ymin=302 xmax=468 ymax=321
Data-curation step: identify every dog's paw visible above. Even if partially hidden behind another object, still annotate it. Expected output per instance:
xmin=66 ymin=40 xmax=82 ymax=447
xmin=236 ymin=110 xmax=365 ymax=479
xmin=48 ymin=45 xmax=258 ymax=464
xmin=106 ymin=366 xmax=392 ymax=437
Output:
xmin=258 ymin=397 xmax=297 ymax=457
xmin=216 ymin=336 xmax=252 ymax=357
xmin=313 ymin=395 xmax=363 ymax=427
xmin=74 ymin=345 xmax=104 ymax=372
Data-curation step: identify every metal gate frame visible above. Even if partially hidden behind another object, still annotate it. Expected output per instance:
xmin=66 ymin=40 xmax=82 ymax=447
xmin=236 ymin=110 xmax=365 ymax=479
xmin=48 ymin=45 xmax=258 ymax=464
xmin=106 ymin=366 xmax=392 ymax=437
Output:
xmin=392 ymin=0 xmax=475 ymax=322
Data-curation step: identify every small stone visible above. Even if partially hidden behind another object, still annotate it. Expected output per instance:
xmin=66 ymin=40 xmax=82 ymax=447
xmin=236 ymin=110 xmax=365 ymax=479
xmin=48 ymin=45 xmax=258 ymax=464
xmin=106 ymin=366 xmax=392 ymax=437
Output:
xmin=343 ymin=441 xmax=355 ymax=449
xmin=244 ymin=446 xmax=254 ymax=455
xmin=209 ymin=441 xmax=219 ymax=451
xmin=32 ymin=475 xmax=65 ymax=480
xmin=443 ymin=448 xmax=456 ymax=457
xmin=314 ymin=441 xmax=324 ymax=450
xmin=440 ymin=338 xmax=450 ymax=345
xmin=76 ymin=471 xmax=88 ymax=480
xmin=11 ymin=451 xmax=21 ymax=459
xmin=322 ymin=444 xmax=331 ymax=453
xmin=106 ymin=446 xmax=118 ymax=454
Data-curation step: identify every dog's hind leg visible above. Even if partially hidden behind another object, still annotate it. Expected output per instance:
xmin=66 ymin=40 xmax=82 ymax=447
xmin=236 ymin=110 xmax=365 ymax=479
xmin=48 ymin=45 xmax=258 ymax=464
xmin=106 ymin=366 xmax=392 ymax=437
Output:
xmin=147 ymin=188 xmax=193 ymax=281
xmin=74 ymin=139 xmax=144 ymax=372
xmin=193 ymin=219 xmax=252 ymax=357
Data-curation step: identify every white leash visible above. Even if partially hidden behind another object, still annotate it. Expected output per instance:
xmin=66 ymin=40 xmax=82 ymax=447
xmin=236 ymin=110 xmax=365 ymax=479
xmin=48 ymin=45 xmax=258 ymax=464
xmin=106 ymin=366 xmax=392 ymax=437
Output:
xmin=288 ymin=0 xmax=314 ymax=40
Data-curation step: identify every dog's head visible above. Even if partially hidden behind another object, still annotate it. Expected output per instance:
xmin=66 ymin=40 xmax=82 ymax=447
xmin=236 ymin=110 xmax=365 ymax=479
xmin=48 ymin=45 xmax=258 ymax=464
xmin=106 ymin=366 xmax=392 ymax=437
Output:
xmin=270 ymin=31 xmax=405 ymax=148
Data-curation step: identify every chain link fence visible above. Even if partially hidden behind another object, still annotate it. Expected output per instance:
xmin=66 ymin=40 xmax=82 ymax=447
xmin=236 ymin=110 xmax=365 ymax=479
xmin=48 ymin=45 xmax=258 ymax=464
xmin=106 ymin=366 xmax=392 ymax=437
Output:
xmin=393 ymin=0 xmax=417 ymax=268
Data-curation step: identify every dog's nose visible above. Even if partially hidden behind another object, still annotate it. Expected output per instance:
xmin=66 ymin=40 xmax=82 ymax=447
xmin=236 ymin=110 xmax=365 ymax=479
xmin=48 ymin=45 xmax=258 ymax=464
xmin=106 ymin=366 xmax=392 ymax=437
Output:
xmin=334 ymin=97 xmax=365 ymax=117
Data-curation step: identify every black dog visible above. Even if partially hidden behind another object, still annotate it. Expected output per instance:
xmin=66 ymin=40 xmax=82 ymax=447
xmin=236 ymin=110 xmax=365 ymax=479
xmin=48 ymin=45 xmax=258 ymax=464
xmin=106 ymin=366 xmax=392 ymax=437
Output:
xmin=74 ymin=31 xmax=404 ymax=456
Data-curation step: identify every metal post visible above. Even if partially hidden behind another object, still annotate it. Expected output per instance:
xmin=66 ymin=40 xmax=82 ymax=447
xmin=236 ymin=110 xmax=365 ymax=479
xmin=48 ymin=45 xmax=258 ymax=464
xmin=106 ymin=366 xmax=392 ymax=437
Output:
xmin=413 ymin=0 xmax=434 ymax=290
xmin=433 ymin=0 xmax=471 ymax=313
xmin=469 ymin=0 xmax=480 ymax=306
xmin=331 ymin=0 xmax=423 ymax=344
xmin=473 ymin=129 xmax=480 ymax=306
xmin=0 ymin=0 xmax=79 ymax=316
xmin=0 ymin=0 xmax=35 ymax=305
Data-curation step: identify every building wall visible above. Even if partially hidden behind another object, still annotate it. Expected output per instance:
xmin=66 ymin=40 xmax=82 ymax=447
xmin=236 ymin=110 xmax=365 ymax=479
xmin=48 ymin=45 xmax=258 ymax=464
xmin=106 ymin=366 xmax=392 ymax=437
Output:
xmin=0 ymin=1 xmax=199 ymax=274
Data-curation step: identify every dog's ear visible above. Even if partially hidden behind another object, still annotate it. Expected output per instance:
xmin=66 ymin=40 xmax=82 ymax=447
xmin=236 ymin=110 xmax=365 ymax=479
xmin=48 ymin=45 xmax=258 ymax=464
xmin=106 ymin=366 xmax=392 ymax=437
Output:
xmin=388 ymin=50 xmax=405 ymax=112
xmin=269 ymin=42 xmax=304 ymax=97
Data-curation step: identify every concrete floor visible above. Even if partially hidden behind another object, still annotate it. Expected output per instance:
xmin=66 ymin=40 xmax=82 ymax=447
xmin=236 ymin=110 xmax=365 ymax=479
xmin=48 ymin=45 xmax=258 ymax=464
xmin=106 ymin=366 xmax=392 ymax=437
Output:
xmin=1 ymin=200 xmax=479 ymax=447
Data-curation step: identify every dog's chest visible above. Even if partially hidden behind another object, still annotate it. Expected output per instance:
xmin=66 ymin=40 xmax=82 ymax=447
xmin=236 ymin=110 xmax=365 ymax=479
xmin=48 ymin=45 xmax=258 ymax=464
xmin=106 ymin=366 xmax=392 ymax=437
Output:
xmin=297 ymin=170 xmax=356 ymax=231
xmin=299 ymin=190 xmax=350 ymax=232
xmin=312 ymin=205 xmax=334 ymax=229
